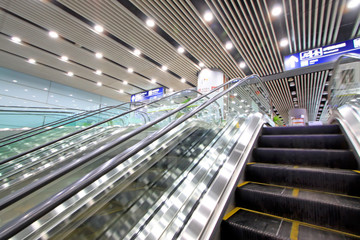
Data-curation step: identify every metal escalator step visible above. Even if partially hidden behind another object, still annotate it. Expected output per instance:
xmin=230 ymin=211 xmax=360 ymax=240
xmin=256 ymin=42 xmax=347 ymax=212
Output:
xmin=262 ymin=125 xmax=341 ymax=135
xmin=246 ymin=163 xmax=360 ymax=196
xmin=252 ymin=148 xmax=358 ymax=169
xmin=235 ymin=183 xmax=360 ymax=235
xmin=221 ymin=207 xmax=360 ymax=240
xmin=258 ymin=134 xmax=349 ymax=149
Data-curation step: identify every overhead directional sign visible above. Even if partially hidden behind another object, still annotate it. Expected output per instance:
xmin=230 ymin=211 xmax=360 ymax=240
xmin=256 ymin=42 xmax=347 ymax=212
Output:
xmin=284 ymin=37 xmax=360 ymax=71
xmin=130 ymin=87 xmax=164 ymax=102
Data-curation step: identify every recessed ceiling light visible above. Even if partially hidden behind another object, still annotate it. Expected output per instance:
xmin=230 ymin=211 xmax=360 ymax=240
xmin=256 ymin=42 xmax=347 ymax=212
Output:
xmin=67 ymin=71 xmax=74 ymax=76
xmin=128 ymin=68 xmax=133 ymax=73
xmin=225 ymin=41 xmax=233 ymax=50
xmin=239 ymin=61 xmax=246 ymax=69
xmin=49 ymin=31 xmax=59 ymax=38
xmin=161 ymin=66 xmax=168 ymax=71
xmin=28 ymin=58 xmax=36 ymax=64
xmin=279 ymin=38 xmax=288 ymax=47
xmin=60 ymin=56 xmax=68 ymax=61
xmin=289 ymin=82 xmax=295 ymax=87
xmin=347 ymin=0 xmax=360 ymax=9
xmin=119 ymin=89 xmax=124 ymax=93
xmin=323 ymin=91 xmax=328 ymax=95
xmin=11 ymin=36 xmax=21 ymax=44
xmin=123 ymin=81 xmax=128 ymax=85
xmin=204 ymin=11 xmax=213 ymax=22
xmin=95 ymin=52 xmax=103 ymax=59
xmin=291 ymin=91 xmax=296 ymax=95
xmin=24 ymin=89 xmax=28 ymax=91
xmin=95 ymin=70 xmax=102 ymax=75
xmin=12 ymin=80 xmax=18 ymax=83
xmin=169 ymin=88 xmax=174 ymax=92
xmin=199 ymin=62 xmax=205 ymax=68
xmin=97 ymin=82 xmax=102 ymax=86
xmin=293 ymin=97 xmax=298 ymax=101
xmin=151 ymin=78 xmax=156 ymax=84
xmin=178 ymin=47 xmax=185 ymax=53
xmin=322 ymin=98 xmax=327 ymax=101
xmin=181 ymin=78 xmax=186 ymax=83
xmin=271 ymin=6 xmax=282 ymax=16
xmin=94 ymin=25 xmax=104 ymax=33
xmin=44 ymin=88 xmax=48 ymax=90
xmin=146 ymin=19 xmax=155 ymax=27
xmin=320 ymin=104 xmax=324 ymax=107
xmin=133 ymin=49 xmax=141 ymax=56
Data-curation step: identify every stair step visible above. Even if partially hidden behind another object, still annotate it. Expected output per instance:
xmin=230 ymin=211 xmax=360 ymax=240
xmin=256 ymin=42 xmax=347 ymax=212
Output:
xmin=253 ymin=148 xmax=358 ymax=169
xmin=258 ymin=134 xmax=349 ymax=149
xmin=245 ymin=163 xmax=360 ymax=196
xmin=235 ymin=182 xmax=360 ymax=235
xmin=262 ymin=125 xmax=341 ymax=135
xmin=222 ymin=207 xmax=360 ymax=240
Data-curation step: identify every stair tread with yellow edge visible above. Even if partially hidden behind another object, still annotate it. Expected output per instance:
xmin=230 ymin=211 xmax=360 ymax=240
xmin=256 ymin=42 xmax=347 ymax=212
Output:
xmin=252 ymin=147 xmax=357 ymax=169
xmin=222 ymin=207 xmax=360 ymax=240
xmin=233 ymin=182 xmax=360 ymax=236
xmin=245 ymin=162 xmax=360 ymax=196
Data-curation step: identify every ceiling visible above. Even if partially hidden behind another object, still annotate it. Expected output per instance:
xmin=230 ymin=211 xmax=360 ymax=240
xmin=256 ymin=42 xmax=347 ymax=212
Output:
xmin=0 ymin=0 xmax=359 ymax=123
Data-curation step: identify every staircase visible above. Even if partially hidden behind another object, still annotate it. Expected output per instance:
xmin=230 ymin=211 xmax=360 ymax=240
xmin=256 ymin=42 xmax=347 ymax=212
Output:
xmin=221 ymin=125 xmax=360 ymax=239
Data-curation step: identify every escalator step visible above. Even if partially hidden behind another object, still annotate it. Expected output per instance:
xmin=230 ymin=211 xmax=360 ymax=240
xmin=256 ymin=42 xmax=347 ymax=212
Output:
xmin=262 ymin=125 xmax=341 ymax=135
xmin=258 ymin=134 xmax=349 ymax=149
xmin=221 ymin=207 xmax=360 ymax=240
xmin=245 ymin=163 xmax=360 ymax=196
xmin=235 ymin=183 xmax=360 ymax=235
xmin=253 ymin=148 xmax=358 ymax=169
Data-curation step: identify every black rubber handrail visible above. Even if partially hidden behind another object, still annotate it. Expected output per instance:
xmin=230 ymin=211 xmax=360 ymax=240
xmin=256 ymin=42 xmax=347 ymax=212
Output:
xmin=0 ymin=89 xmax=199 ymax=165
xmin=0 ymin=102 xmax=135 ymax=146
xmin=0 ymin=75 xmax=268 ymax=239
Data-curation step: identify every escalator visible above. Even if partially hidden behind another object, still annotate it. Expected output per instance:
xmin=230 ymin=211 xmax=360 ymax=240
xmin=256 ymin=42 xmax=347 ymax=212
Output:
xmin=222 ymin=124 xmax=360 ymax=239
xmin=0 ymin=89 xmax=201 ymax=212
xmin=0 ymin=60 xmax=358 ymax=239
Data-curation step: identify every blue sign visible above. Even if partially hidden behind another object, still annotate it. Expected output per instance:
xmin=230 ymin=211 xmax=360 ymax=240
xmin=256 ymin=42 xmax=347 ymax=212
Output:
xmin=130 ymin=87 xmax=164 ymax=102
xmin=284 ymin=37 xmax=360 ymax=70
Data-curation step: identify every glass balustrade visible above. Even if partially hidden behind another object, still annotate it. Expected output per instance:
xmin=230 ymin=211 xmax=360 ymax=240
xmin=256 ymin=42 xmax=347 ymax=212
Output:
xmin=1 ymin=75 xmax=271 ymax=239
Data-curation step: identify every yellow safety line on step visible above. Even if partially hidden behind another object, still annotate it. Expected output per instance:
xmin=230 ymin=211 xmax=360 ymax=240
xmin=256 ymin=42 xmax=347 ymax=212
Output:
xmin=223 ymin=207 xmax=240 ymax=221
xmin=238 ymin=207 xmax=360 ymax=238
xmin=293 ymin=165 xmax=299 ymax=168
xmin=237 ymin=181 xmax=249 ymax=188
xmin=247 ymin=181 xmax=360 ymax=199
xmin=292 ymin=188 xmax=300 ymax=197
xmin=290 ymin=221 xmax=299 ymax=240
xmin=247 ymin=162 xmax=256 ymax=165
xmin=353 ymin=170 xmax=360 ymax=174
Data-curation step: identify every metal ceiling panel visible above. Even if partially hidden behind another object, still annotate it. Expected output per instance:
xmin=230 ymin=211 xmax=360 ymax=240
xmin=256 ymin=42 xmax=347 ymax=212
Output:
xmin=1 ymin=0 xmax=359 ymax=122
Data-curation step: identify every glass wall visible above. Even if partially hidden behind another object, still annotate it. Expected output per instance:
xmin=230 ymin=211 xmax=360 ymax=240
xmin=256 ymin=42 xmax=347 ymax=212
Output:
xmin=0 ymin=67 xmax=123 ymax=128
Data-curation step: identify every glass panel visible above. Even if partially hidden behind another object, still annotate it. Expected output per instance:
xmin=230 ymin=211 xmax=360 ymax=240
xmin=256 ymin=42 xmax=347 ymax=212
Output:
xmin=5 ymin=76 xmax=271 ymax=239
xmin=320 ymin=54 xmax=360 ymax=121
xmin=0 ymin=90 xmax=202 ymax=229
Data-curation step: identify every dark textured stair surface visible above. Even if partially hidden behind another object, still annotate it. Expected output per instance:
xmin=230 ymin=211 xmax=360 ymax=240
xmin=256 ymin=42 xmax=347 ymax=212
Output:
xmin=253 ymin=148 xmax=357 ymax=169
xmin=222 ymin=207 xmax=360 ymax=240
xmin=235 ymin=182 xmax=360 ymax=235
xmin=221 ymin=124 xmax=360 ymax=240
xmin=258 ymin=134 xmax=349 ymax=149
xmin=246 ymin=163 xmax=360 ymax=196
xmin=262 ymin=125 xmax=341 ymax=135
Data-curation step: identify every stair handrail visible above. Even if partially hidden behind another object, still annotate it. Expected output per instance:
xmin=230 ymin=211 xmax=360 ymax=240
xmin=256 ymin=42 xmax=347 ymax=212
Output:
xmin=0 ymin=89 xmax=199 ymax=165
xmin=0 ymin=102 xmax=136 ymax=146
xmin=0 ymin=74 xmax=272 ymax=239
